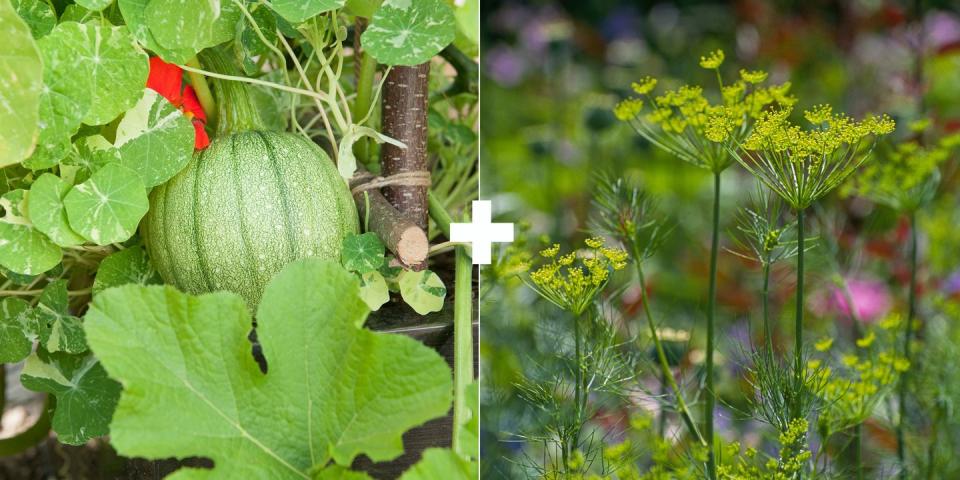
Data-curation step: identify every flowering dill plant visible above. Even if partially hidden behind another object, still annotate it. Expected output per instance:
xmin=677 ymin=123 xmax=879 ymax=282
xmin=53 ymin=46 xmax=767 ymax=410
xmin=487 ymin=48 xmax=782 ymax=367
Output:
xmin=614 ymin=50 xmax=795 ymax=173
xmin=525 ymin=238 xmax=628 ymax=316
xmin=842 ymin=126 xmax=960 ymax=212
xmin=614 ymin=52 xmax=796 ymax=477
xmin=721 ymin=105 xmax=895 ymax=211
xmin=728 ymin=186 xmax=810 ymax=354
xmin=814 ymin=315 xmax=909 ymax=438
xmin=517 ymin=237 xmax=631 ymax=477
xmin=715 ymin=104 xmax=894 ymax=423
xmin=589 ymin=174 xmax=706 ymax=448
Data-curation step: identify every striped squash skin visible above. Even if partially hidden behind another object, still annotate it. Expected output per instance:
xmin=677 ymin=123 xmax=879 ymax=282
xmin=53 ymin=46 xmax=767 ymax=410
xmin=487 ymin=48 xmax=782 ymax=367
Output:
xmin=143 ymin=131 xmax=359 ymax=310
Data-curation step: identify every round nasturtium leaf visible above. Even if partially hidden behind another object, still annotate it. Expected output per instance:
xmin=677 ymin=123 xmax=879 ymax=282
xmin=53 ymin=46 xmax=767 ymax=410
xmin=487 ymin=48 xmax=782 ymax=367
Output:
xmin=361 ymin=0 xmax=456 ymax=66
xmin=0 ymin=0 xmax=43 ymax=167
xmin=358 ymin=270 xmax=389 ymax=311
xmin=99 ymin=89 xmax=194 ymax=187
xmin=45 ymin=22 xmax=150 ymax=126
xmin=341 ymin=232 xmax=385 ymax=273
xmin=345 ymin=0 xmax=381 ymax=18
xmin=398 ymin=269 xmax=446 ymax=315
xmin=146 ymin=0 xmax=218 ymax=53
xmin=0 ymin=190 xmax=62 ymax=275
xmin=117 ymin=0 xmax=194 ymax=63
xmin=0 ymin=297 xmax=33 ymax=363
xmin=32 ymin=30 xmax=95 ymax=164
xmin=92 ymin=245 xmax=160 ymax=295
xmin=20 ymin=350 xmax=121 ymax=445
xmin=28 ymin=173 xmax=86 ymax=247
xmin=268 ymin=0 xmax=344 ymax=24
xmin=144 ymin=0 xmax=240 ymax=56
xmin=11 ymin=0 xmax=56 ymax=38
xmin=64 ymin=163 xmax=149 ymax=245
xmin=0 ymin=223 xmax=62 ymax=276
xmin=75 ymin=0 xmax=114 ymax=12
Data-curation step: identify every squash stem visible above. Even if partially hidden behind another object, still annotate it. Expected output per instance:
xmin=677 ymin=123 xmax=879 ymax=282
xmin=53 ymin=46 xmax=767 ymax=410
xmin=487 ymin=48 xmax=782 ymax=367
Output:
xmin=428 ymin=192 xmax=453 ymax=239
xmin=352 ymin=26 xmax=379 ymax=168
xmin=197 ymin=48 xmax=265 ymax=135
xmin=451 ymin=245 xmax=475 ymax=457
xmin=185 ymin=57 xmax=217 ymax=128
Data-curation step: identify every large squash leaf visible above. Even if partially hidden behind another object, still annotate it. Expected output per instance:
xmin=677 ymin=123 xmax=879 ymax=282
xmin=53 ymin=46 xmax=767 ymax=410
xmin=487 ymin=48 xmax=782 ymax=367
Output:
xmin=85 ymin=259 xmax=453 ymax=478
xmin=399 ymin=448 xmax=476 ymax=480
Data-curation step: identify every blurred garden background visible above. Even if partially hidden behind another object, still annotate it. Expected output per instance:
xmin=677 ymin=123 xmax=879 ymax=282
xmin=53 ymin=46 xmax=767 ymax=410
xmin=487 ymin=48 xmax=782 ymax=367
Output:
xmin=479 ymin=0 xmax=960 ymax=478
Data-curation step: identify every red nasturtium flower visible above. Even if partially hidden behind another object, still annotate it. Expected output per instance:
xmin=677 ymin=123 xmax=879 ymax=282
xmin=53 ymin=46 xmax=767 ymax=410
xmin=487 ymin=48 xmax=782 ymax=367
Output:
xmin=146 ymin=57 xmax=210 ymax=150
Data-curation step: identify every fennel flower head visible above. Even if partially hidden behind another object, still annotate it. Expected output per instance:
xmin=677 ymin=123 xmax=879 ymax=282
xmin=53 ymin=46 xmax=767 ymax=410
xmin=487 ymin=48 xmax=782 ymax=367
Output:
xmin=719 ymin=105 xmax=895 ymax=210
xmin=524 ymin=237 xmax=628 ymax=315
xmin=614 ymin=49 xmax=796 ymax=173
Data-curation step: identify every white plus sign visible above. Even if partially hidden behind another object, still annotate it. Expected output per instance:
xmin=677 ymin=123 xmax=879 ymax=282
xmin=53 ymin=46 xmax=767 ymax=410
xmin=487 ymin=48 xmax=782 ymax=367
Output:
xmin=450 ymin=200 xmax=514 ymax=265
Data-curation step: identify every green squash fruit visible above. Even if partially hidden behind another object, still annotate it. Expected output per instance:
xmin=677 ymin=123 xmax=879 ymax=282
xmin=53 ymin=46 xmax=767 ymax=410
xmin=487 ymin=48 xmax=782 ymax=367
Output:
xmin=143 ymin=131 xmax=359 ymax=309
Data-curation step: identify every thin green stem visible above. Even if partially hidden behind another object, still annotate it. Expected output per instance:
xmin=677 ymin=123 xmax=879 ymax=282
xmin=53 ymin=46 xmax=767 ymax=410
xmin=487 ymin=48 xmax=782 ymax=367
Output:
xmin=451 ymin=245 xmax=474 ymax=457
xmin=353 ymin=43 xmax=379 ymax=167
xmin=634 ymin=258 xmax=707 ymax=446
xmin=762 ymin=262 xmax=773 ymax=355
xmin=428 ymin=191 xmax=453 ymax=239
xmin=572 ymin=310 xmax=584 ymax=463
xmin=185 ymin=57 xmax=217 ymax=127
xmin=854 ymin=423 xmax=863 ymax=480
xmin=897 ymin=211 xmax=918 ymax=478
xmin=705 ymin=171 xmax=721 ymax=479
xmin=793 ymin=207 xmax=806 ymax=421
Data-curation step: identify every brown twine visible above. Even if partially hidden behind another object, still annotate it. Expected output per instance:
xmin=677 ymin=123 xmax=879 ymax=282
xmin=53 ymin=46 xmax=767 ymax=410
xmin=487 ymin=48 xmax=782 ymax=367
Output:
xmin=350 ymin=171 xmax=432 ymax=196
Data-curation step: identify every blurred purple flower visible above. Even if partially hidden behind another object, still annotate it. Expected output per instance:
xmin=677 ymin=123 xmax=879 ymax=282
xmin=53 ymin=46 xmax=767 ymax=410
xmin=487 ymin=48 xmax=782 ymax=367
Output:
xmin=600 ymin=6 xmax=642 ymax=41
xmin=926 ymin=12 xmax=960 ymax=51
xmin=485 ymin=47 xmax=527 ymax=86
xmin=943 ymin=270 xmax=960 ymax=295
xmin=812 ymin=277 xmax=892 ymax=323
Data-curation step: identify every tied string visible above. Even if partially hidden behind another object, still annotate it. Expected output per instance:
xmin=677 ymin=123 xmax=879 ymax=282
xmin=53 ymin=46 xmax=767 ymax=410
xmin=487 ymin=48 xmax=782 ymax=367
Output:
xmin=350 ymin=171 xmax=432 ymax=196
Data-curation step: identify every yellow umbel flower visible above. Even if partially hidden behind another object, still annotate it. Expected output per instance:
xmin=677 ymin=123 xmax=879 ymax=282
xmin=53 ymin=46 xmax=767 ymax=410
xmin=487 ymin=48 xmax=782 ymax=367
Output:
xmin=699 ymin=49 xmax=725 ymax=69
xmin=740 ymin=69 xmax=768 ymax=84
xmin=524 ymin=238 xmax=629 ymax=315
xmin=814 ymin=337 xmax=834 ymax=352
xmin=631 ymin=76 xmax=658 ymax=95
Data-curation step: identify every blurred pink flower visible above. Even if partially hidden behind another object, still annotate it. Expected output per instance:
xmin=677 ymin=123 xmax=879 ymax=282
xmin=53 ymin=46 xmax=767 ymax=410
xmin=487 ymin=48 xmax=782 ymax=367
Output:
xmin=811 ymin=277 xmax=892 ymax=323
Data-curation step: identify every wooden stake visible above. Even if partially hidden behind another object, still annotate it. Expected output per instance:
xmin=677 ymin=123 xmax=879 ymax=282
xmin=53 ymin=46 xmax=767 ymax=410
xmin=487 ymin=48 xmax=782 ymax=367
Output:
xmin=380 ymin=63 xmax=430 ymax=229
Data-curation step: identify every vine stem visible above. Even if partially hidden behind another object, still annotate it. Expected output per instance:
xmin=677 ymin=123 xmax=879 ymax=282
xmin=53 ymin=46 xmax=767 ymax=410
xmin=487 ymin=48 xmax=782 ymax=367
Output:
xmin=897 ymin=211 xmax=918 ymax=477
xmin=634 ymin=257 xmax=706 ymax=446
xmin=705 ymin=171 xmax=721 ymax=479
xmin=178 ymin=65 xmax=333 ymax=103
xmin=185 ymin=57 xmax=216 ymax=125
xmin=793 ymin=207 xmax=806 ymax=421
xmin=451 ymin=245 xmax=474 ymax=457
